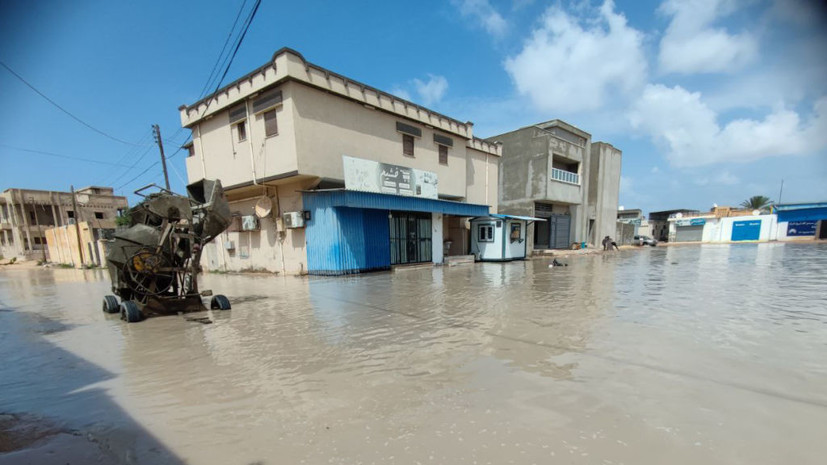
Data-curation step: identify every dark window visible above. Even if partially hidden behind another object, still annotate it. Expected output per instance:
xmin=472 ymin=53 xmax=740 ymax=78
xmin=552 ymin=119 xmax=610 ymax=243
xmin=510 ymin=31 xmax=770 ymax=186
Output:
xmin=403 ymin=134 xmax=414 ymax=157
xmin=34 ymin=237 xmax=42 ymax=245
xmin=236 ymin=121 xmax=247 ymax=141
xmin=264 ymin=109 xmax=278 ymax=137
xmin=94 ymin=212 xmax=104 ymax=219
xmin=478 ymin=224 xmax=494 ymax=242
xmin=396 ymin=121 xmax=422 ymax=137
xmin=67 ymin=210 xmax=75 ymax=219
xmin=252 ymin=89 xmax=283 ymax=114
xmin=29 ymin=211 xmax=35 ymax=221
xmin=439 ymin=144 xmax=448 ymax=165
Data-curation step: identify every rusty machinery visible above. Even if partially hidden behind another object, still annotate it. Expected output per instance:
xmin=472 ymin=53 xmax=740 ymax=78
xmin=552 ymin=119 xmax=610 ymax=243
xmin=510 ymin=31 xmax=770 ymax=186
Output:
xmin=102 ymin=179 xmax=231 ymax=322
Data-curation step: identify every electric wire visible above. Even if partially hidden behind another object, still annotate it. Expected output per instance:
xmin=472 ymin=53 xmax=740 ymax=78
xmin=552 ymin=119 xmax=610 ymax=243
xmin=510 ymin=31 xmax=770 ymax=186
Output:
xmin=0 ymin=144 xmax=135 ymax=168
xmin=197 ymin=0 xmax=249 ymax=99
xmin=0 ymin=60 xmax=146 ymax=147
xmin=199 ymin=0 xmax=262 ymax=116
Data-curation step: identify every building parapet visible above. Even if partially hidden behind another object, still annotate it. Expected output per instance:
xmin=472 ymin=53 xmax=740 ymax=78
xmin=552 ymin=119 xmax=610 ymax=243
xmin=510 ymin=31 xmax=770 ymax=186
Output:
xmin=467 ymin=137 xmax=501 ymax=156
xmin=181 ymin=47 xmax=474 ymax=140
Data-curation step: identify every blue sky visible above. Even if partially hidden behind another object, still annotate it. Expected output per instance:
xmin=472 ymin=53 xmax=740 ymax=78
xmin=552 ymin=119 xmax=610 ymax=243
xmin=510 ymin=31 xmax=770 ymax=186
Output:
xmin=1 ymin=0 xmax=825 ymax=214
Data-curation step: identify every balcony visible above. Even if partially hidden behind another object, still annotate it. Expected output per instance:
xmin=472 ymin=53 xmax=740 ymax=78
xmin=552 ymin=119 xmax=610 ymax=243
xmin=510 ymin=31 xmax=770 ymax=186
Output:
xmin=551 ymin=167 xmax=579 ymax=185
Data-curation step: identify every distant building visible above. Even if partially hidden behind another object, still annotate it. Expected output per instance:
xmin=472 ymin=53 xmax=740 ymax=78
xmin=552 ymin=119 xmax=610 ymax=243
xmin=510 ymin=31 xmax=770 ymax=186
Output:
xmin=774 ymin=202 xmax=827 ymax=241
xmin=489 ymin=120 xmax=621 ymax=251
xmin=649 ymin=209 xmax=699 ymax=242
xmin=0 ymin=186 xmax=127 ymax=262
xmin=179 ymin=48 xmax=499 ymax=275
xmin=616 ymin=208 xmax=651 ymax=243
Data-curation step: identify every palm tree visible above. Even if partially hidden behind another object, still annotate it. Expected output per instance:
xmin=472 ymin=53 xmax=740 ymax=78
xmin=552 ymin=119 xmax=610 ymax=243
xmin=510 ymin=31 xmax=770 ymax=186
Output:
xmin=740 ymin=195 xmax=773 ymax=210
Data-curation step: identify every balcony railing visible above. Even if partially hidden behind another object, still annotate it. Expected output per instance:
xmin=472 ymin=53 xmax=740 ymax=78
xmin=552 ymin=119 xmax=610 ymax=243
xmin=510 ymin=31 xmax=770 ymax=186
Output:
xmin=551 ymin=167 xmax=580 ymax=185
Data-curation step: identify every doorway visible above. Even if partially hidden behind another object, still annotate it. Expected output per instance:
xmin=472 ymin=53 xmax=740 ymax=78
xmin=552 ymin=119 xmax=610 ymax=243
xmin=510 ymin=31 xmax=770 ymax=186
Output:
xmin=389 ymin=211 xmax=432 ymax=265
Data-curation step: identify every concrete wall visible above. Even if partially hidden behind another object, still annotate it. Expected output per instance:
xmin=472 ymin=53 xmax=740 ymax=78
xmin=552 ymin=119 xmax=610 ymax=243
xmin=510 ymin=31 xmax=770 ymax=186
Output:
xmin=668 ymin=215 xmax=777 ymax=243
xmin=589 ymin=142 xmax=622 ymax=246
xmin=44 ymin=222 xmax=108 ymax=267
xmin=201 ymin=179 xmax=311 ymax=274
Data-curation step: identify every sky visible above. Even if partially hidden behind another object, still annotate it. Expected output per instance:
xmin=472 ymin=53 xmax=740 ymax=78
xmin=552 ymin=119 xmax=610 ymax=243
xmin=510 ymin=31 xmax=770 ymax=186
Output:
xmin=1 ymin=0 xmax=825 ymax=214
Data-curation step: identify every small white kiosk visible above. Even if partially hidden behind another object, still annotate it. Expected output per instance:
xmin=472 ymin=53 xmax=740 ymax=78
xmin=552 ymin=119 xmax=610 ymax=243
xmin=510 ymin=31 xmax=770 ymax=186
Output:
xmin=470 ymin=214 xmax=544 ymax=262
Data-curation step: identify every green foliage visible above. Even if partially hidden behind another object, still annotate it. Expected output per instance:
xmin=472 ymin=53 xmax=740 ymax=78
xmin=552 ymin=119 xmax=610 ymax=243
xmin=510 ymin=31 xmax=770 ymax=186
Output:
xmin=115 ymin=212 xmax=132 ymax=227
xmin=740 ymin=195 xmax=773 ymax=210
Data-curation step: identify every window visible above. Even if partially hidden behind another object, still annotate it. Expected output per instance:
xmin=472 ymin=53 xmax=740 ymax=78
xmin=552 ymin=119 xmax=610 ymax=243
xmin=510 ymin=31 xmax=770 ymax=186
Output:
xmin=438 ymin=144 xmax=448 ymax=165
xmin=264 ymin=109 xmax=278 ymax=137
xmin=29 ymin=211 xmax=35 ymax=222
xmin=236 ymin=121 xmax=247 ymax=142
xmin=67 ymin=210 xmax=74 ymax=218
xmin=478 ymin=224 xmax=494 ymax=242
xmin=94 ymin=212 xmax=104 ymax=219
xmin=34 ymin=237 xmax=42 ymax=245
xmin=402 ymin=134 xmax=414 ymax=157
xmin=510 ymin=223 xmax=522 ymax=243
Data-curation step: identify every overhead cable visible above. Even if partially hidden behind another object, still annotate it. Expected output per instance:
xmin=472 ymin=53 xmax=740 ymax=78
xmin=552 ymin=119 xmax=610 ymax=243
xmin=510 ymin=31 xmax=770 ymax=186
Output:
xmin=0 ymin=60 xmax=146 ymax=147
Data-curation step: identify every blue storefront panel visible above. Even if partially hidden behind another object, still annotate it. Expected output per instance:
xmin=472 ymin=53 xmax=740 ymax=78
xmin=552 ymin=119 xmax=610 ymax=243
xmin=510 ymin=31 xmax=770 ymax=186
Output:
xmin=731 ymin=220 xmax=761 ymax=241
xmin=303 ymin=190 xmax=487 ymax=275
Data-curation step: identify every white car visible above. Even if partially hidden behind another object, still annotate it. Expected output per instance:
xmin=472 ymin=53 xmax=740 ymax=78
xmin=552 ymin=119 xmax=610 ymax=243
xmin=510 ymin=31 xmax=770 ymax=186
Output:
xmin=634 ymin=235 xmax=658 ymax=246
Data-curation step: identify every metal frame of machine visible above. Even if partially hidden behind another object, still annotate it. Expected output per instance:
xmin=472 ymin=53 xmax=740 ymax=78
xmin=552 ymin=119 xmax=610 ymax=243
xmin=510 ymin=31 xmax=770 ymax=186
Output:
xmin=102 ymin=179 xmax=232 ymax=322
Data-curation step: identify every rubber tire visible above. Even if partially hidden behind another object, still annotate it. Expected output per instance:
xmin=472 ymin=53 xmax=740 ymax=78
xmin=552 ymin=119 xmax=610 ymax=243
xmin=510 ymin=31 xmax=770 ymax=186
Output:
xmin=120 ymin=301 xmax=142 ymax=323
xmin=102 ymin=295 xmax=119 ymax=314
xmin=210 ymin=295 xmax=231 ymax=310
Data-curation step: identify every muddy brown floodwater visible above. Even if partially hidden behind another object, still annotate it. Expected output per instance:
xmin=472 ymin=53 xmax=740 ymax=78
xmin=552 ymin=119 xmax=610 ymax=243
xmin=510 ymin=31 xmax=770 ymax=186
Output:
xmin=1 ymin=243 xmax=826 ymax=464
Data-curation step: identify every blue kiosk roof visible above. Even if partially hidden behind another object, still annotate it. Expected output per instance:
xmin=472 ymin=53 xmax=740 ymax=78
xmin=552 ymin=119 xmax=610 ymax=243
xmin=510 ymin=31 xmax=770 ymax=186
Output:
xmin=302 ymin=189 xmax=490 ymax=216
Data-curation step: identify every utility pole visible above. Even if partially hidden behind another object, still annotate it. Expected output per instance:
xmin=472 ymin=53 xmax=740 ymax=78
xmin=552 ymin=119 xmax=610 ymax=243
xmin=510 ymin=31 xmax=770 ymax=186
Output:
xmin=70 ymin=185 xmax=84 ymax=266
xmin=777 ymin=179 xmax=784 ymax=206
xmin=153 ymin=124 xmax=171 ymax=191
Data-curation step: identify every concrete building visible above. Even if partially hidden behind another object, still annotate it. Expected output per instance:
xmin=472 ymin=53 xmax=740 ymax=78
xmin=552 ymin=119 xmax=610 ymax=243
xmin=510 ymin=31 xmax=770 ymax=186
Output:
xmin=488 ymin=120 xmax=621 ymax=252
xmin=0 ymin=186 xmax=127 ymax=262
xmin=649 ymin=209 xmax=699 ymax=242
xmin=179 ymin=48 xmax=500 ymax=275
xmin=617 ymin=208 xmax=651 ymax=242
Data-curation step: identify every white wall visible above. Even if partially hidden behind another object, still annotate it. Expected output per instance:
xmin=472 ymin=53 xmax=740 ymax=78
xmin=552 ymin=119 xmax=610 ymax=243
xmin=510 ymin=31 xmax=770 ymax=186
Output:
xmin=432 ymin=213 xmax=444 ymax=264
xmin=504 ymin=220 xmax=527 ymax=259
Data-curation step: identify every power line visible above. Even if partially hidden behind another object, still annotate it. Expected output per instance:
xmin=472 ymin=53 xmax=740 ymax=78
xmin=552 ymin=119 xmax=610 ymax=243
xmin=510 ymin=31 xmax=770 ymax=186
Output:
xmin=198 ymin=0 xmax=249 ymax=99
xmin=108 ymin=145 xmax=156 ymax=185
xmin=0 ymin=60 xmax=146 ymax=147
xmin=116 ymin=135 xmax=191 ymax=192
xmin=200 ymin=0 xmax=262 ymax=116
xmin=0 ymin=143 xmax=135 ymax=168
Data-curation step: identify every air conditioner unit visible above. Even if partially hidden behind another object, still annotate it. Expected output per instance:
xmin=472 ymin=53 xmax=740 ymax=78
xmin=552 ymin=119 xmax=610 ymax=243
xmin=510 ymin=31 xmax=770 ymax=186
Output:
xmin=241 ymin=215 xmax=259 ymax=231
xmin=283 ymin=211 xmax=305 ymax=228
xmin=224 ymin=240 xmax=235 ymax=250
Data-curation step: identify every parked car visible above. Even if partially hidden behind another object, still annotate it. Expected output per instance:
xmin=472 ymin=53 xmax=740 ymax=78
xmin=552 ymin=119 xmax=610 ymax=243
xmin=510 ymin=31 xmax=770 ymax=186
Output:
xmin=633 ymin=235 xmax=658 ymax=246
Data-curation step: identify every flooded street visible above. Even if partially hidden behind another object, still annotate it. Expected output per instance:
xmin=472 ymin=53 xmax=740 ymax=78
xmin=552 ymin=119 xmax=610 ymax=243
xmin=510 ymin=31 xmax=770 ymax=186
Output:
xmin=2 ymin=243 xmax=827 ymax=464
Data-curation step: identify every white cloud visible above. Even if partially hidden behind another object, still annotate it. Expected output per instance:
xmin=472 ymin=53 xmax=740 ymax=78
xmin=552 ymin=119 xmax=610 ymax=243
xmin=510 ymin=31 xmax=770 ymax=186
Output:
xmin=658 ymin=0 xmax=757 ymax=74
xmin=390 ymin=87 xmax=412 ymax=101
xmin=454 ymin=0 xmax=507 ymax=37
xmin=629 ymin=84 xmax=827 ymax=166
xmin=413 ymin=75 xmax=448 ymax=106
xmin=504 ymin=0 xmax=647 ymax=113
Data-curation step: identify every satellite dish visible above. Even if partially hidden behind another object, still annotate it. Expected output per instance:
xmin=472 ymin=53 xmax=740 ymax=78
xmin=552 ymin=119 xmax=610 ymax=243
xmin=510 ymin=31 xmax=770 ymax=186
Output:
xmin=76 ymin=194 xmax=90 ymax=204
xmin=713 ymin=203 xmax=718 ymax=208
xmin=675 ymin=212 xmax=683 ymax=219
xmin=254 ymin=196 xmax=273 ymax=218
xmin=752 ymin=210 xmax=760 ymax=216
xmin=618 ymin=206 xmax=625 ymax=211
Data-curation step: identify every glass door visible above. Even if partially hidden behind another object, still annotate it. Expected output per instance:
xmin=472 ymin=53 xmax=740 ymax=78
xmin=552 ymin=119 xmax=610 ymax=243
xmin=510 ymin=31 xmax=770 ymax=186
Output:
xmin=389 ymin=211 xmax=432 ymax=265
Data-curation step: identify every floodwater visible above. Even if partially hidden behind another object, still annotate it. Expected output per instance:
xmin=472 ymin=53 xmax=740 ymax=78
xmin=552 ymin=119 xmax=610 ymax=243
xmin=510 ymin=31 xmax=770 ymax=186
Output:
xmin=1 ymin=243 xmax=826 ymax=464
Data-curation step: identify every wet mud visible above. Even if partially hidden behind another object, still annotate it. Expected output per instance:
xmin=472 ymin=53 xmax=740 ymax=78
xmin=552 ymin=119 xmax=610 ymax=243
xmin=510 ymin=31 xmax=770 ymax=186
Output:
xmin=1 ymin=243 xmax=826 ymax=464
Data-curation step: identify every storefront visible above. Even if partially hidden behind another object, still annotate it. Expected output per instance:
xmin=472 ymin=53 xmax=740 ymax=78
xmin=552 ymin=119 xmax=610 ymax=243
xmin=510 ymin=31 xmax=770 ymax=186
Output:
xmin=302 ymin=189 xmax=488 ymax=275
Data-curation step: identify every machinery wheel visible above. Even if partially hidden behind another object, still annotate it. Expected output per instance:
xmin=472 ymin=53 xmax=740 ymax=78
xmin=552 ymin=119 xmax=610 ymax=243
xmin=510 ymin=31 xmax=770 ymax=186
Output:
xmin=210 ymin=295 xmax=231 ymax=310
xmin=102 ymin=295 xmax=119 ymax=314
xmin=120 ymin=301 xmax=143 ymax=323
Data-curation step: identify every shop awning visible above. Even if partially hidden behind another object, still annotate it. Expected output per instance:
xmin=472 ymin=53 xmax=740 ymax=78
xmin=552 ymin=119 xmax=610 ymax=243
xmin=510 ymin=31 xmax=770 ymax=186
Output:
xmin=302 ymin=189 xmax=490 ymax=217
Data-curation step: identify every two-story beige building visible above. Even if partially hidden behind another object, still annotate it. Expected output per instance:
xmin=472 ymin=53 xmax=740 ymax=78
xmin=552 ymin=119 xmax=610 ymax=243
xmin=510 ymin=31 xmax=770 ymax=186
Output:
xmin=179 ymin=48 xmax=500 ymax=275
xmin=0 ymin=186 xmax=127 ymax=262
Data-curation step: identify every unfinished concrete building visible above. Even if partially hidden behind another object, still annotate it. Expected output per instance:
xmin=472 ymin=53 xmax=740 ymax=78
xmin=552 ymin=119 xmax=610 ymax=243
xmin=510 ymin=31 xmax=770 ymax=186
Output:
xmin=0 ymin=186 xmax=128 ymax=262
xmin=489 ymin=120 xmax=621 ymax=252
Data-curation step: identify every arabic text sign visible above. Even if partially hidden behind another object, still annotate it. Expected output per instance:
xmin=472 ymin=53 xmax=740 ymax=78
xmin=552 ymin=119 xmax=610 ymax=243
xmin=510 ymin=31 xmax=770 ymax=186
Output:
xmin=787 ymin=220 xmax=817 ymax=236
xmin=343 ymin=156 xmax=438 ymax=199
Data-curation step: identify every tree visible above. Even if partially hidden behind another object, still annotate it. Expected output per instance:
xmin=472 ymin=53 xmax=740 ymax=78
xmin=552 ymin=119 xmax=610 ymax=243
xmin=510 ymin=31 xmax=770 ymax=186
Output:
xmin=740 ymin=195 xmax=772 ymax=210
